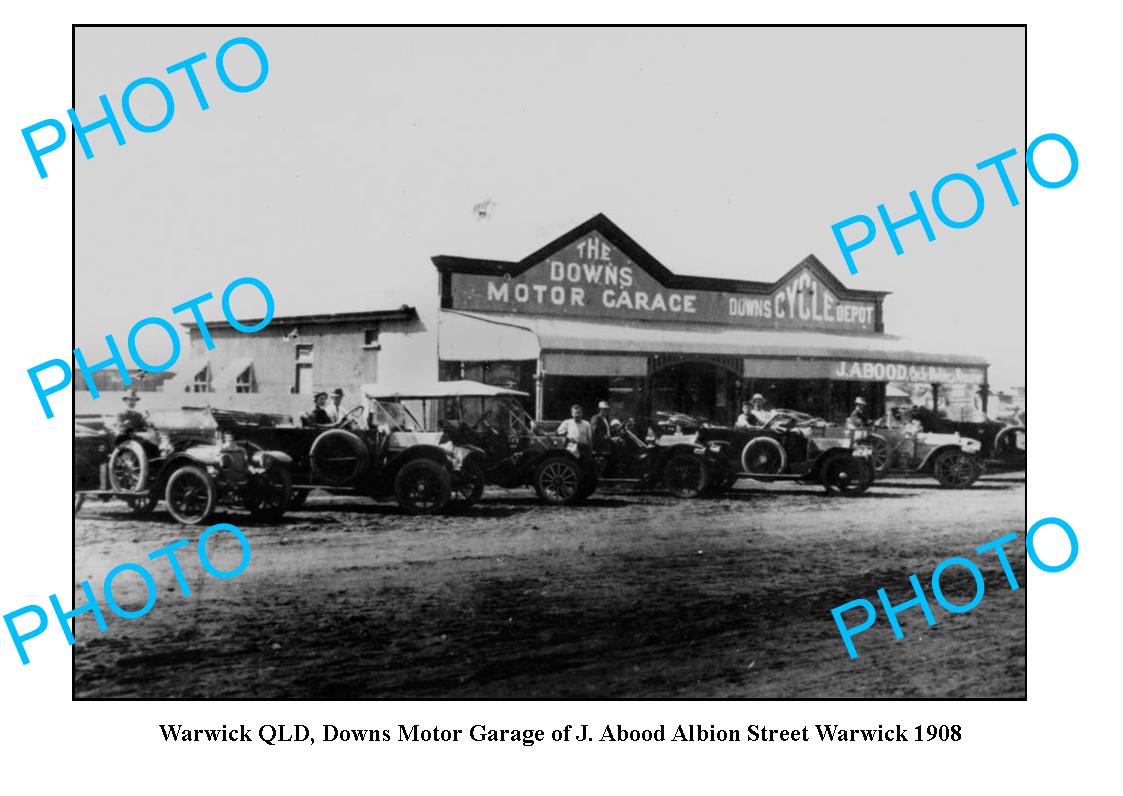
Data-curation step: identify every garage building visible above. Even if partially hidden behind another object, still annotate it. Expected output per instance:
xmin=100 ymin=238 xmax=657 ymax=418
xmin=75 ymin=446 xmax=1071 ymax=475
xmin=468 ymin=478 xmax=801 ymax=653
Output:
xmin=433 ymin=214 xmax=988 ymax=424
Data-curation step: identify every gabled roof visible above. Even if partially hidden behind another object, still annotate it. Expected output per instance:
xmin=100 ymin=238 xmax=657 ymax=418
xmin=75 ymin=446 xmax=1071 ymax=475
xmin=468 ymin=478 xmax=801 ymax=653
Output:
xmin=432 ymin=213 xmax=887 ymax=301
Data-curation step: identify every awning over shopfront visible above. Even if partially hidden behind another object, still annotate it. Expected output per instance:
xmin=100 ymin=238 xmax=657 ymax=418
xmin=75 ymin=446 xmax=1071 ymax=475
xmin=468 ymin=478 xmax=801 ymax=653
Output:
xmin=161 ymin=358 xmax=211 ymax=393
xmin=439 ymin=310 xmax=989 ymax=385
xmin=438 ymin=310 xmax=540 ymax=361
xmin=213 ymin=357 xmax=254 ymax=391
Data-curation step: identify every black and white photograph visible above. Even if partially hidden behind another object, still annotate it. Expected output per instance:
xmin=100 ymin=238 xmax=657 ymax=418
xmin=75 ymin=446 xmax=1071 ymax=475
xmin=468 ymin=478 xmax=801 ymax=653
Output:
xmin=71 ymin=25 xmax=1026 ymax=699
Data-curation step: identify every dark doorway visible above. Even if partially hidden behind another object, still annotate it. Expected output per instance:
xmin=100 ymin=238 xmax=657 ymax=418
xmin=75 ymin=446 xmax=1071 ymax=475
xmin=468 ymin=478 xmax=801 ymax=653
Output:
xmin=650 ymin=360 xmax=739 ymax=424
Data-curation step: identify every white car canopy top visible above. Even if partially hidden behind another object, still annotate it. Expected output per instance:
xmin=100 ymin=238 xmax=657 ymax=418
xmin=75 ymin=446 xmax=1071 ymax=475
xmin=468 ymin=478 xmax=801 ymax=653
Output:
xmin=363 ymin=379 xmax=530 ymax=400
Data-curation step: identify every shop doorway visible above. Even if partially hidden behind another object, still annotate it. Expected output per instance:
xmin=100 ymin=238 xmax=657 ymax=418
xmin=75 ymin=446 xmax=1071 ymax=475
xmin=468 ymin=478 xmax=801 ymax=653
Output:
xmin=543 ymin=375 xmax=644 ymax=421
xmin=650 ymin=358 xmax=740 ymax=424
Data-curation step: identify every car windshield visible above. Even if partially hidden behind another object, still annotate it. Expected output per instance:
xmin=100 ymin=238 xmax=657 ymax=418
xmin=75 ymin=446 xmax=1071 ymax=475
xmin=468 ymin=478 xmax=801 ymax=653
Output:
xmin=446 ymin=396 xmax=535 ymax=434
xmin=369 ymin=398 xmax=423 ymax=431
xmin=655 ymin=411 xmax=707 ymax=429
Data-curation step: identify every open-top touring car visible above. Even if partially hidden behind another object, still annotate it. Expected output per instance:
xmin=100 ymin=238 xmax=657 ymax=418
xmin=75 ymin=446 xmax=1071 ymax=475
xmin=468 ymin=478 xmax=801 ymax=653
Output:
xmin=652 ymin=410 xmax=876 ymax=495
xmin=74 ymin=408 xmax=295 ymax=524
xmin=590 ymin=417 xmax=739 ymax=498
xmin=384 ymin=381 xmax=596 ymax=505
xmin=211 ymin=390 xmax=481 ymax=515
xmin=863 ymin=423 xmax=984 ymax=488
xmin=909 ymin=406 xmax=1025 ymax=471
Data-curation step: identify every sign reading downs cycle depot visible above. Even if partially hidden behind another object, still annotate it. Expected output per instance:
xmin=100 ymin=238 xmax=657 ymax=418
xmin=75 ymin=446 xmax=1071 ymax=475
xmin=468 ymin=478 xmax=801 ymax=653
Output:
xmin=447 ymin=223 xmax=880 ymax=333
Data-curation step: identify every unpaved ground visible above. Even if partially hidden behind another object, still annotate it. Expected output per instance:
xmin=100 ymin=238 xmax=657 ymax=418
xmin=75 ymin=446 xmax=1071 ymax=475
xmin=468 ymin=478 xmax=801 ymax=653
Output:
xmin=73 ymin=474 xmax=1026 ymax=699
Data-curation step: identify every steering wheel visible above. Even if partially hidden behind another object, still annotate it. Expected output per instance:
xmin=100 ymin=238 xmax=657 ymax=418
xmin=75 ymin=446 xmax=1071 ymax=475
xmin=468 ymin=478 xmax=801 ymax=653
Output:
xmin=764 ymin=414 xmax=794 ymax=431
xmin=472 ymin=413 xmax=497 ymax=433
xmin=334 ymin=406 xmax=365 ymax=428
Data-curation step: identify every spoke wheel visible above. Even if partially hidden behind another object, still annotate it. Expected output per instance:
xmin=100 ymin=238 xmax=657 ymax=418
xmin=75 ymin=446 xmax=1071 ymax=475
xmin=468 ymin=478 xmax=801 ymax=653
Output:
xmin=663 ymin=452 xmax=710 ymax=498
xmin=993 ymin=427 xmax=1027 ymax=467
xmin=932 ymin=450 xmax=980 ymax=489
xmin=867 ymin=434 xmax=890 ymax=475
xmin=394 ymin=458 xmax=452 ymax=515
xmin=822 ymin=455 xmax=872 ymax=496
xmin=309 ymin=429 xmax=369 ymax=485
xmin=248 ymin=467 xmax=293 ymax=521
xmin=533 ymin=457 xmax=582 ymax=506
xmin=164 ymin=465 xmax=217 ymax=525
xmin=109 ymin=441 xmax=149 ymax=493
xmin=126 ymin=493 xmax=159 ymax=514
xmin=741 ymin=438 xmax=787 ymax=475
xmin=451 ymin=459 xmax=485 ymax=510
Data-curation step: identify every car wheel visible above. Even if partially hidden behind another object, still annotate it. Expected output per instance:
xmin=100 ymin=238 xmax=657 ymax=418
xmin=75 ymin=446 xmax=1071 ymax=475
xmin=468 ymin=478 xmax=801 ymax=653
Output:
xmin=867 ymin=434 xmax=890 ymax=475
xmin=663 ymin=452 xmax=710 ymax=498
xmin=576 ymin=468 xmax=599 ymax=502
xmin=108 ymin=440 xmax=149 ymax=493
xmin=533 ymin=456 xmax=582 ymax=506
xmin=740 ymin=437 xmax=786 ymax=475
xmin=248 ymin=467 xmax=293 ymax=521
xmin=821 ymin=454 xmax=871 ymax=496
xmin=394 ymin=458 xmax=452 ymax=515
xmin=450 ymin=458 xmax=485 ymax=510
xmin=288 ymin=488 xmax=312 ymax=509
xmin=932 ymin=450 xmax=981 ymax=489
xmin=309 ymin=429 xmax=369 ymax=485
xmin=125 ymin=493 xmax=159 ymax=515
xmin=164 ymin=465 xmax=217 ymax=525
xmin=992 ymin=426 xmax=1026 ymax=467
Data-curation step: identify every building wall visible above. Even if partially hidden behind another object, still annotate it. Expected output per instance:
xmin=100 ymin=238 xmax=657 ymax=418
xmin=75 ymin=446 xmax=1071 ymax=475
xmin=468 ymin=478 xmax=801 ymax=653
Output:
xmin=179 ymin=314 xmax=434 ymax=400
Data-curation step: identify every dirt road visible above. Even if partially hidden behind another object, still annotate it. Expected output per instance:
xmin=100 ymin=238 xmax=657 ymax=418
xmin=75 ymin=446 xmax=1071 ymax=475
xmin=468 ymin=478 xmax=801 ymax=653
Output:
xmin=74 ymin=474 xmax=1026 ymax=699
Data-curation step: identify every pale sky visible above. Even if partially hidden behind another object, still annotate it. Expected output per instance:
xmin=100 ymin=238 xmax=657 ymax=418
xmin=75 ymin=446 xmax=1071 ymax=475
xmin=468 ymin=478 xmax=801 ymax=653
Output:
xmin=76 ymin=26 xmax=1025 ymax=386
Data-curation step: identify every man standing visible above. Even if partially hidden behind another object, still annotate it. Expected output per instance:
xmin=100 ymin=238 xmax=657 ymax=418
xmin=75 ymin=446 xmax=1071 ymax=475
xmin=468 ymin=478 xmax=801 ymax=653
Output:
xmin=302 ymin=391 xmax=334 ymax=427
xmin=557 ymin=404 xmax=593 ymax=456
xmin=591 ymin=400 xmax=614 ymax=455
xmin=847 ymin=396 xmax=870 ymax=430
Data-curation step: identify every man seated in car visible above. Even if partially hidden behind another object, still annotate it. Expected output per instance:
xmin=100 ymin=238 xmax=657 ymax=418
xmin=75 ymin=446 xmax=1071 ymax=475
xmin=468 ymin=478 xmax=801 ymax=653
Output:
xmin=301 ymin=391 xmax=335 ymax=427
xmin=114 ymin=390 xmax=153 ymax=436
xmin=591 ymin=401 xmax=616 ymax=456
xmin=891 ymin=406 xmax=924 ymax=460
xmin=846 ymin=396 xmax=870 ymax=430
xmin=736 ymin=394 xmax=773 ymax=428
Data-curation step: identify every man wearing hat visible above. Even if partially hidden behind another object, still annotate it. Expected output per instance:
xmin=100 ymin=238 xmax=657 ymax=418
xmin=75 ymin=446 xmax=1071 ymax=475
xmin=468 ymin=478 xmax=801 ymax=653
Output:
xmin=736 ymin=394 xmax=772 ymax=428
xmin=326 ymin=387 xmax=346 ymax=422
xmin=591 ymin=400 xmax=615 ymax=456
xmin=847 ymin=396 xmax=870 ymax=430
xmin=115 ymin=390 xmax=151 ymax=435
xmin=301 ymin=391 xmax=334 ymax=427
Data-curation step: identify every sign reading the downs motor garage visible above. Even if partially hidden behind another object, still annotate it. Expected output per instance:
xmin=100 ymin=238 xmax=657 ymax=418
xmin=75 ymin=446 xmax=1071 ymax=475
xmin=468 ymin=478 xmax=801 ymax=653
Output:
xmin=437 ymin=214 xmax=886 ymax=332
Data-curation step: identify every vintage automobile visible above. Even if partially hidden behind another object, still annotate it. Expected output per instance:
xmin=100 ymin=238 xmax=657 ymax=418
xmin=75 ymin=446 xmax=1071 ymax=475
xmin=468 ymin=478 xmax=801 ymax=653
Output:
xmin=75 ymin=408 xmax=295 ymax=524
xmin=908 ymin=406 xmax=1025 ymax=470
xmin=863 ymin=420 xmax=984 ymax=488
xmin=651 ymin=410 xmax=875 ymax=495
xmin=213 ymin=389 xmax=481 ymax=515
xmin=387 ymin=381 xmax=596 ymax=506
xmin=591 ymin=417 xmax=738 ymax=498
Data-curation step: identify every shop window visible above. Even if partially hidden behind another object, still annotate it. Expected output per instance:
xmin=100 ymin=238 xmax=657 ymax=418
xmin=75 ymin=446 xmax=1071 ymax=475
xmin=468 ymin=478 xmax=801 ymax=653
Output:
xmin=234 ymin=365 xmax=256 ymax=394
xmin=189 ymin=364 xmax=212 ymax=393
xmin=363 ymin=326 xmax=381 ymax=350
